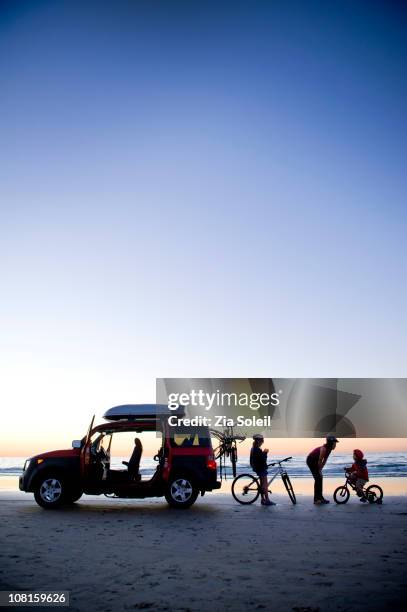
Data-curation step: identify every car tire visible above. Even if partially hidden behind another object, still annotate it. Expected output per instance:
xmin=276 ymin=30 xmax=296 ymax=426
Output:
xmin=165 ymin=475 xmax=199 ymax=509
xmin=34 ymin=475 xmax=67 ymax=509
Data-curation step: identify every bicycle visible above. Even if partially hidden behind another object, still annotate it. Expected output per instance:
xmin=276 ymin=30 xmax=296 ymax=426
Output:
xmin=231 ymin=456 xmax=296 ymax=505
xmin=211 ymin=427 xmax=246 ymax=479
xmin=333 ymin=469 xmax=383 ymax=504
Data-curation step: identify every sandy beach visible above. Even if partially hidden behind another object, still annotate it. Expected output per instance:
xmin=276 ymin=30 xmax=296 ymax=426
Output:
xmin=1 ymin=481 xmax=406 ymax=612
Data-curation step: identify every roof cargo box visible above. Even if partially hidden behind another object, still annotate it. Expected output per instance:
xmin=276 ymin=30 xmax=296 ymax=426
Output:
xmin=103 ymin=404 xmax=185 ymax=421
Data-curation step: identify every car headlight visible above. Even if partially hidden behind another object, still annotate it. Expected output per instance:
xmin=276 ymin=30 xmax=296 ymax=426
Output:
xmin=23 ymin=459 xmax=31 ymax=471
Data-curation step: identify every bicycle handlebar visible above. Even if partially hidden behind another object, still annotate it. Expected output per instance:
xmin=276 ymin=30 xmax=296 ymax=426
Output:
xmin=267 ymin=456 xmax=292 ymax=467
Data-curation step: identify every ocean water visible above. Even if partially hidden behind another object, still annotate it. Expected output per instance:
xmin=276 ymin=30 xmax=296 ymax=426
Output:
xmin=1 ymin=452 xmax=406 ymax=479
xmin=217 ymin=452 xmax=407 ymax=479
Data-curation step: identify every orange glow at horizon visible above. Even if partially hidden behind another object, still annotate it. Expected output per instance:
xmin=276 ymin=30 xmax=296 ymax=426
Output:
xmin=2 ymin=436 xmax=406 ymax=458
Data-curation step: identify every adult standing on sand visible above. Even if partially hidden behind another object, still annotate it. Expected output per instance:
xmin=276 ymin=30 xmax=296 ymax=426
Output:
xmin=306 ymin=436 xmax=338 ymax=504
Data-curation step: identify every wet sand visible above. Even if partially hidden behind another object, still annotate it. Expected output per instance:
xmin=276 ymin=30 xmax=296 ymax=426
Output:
xmin=0 ymin=481 xmax=406 ymax=611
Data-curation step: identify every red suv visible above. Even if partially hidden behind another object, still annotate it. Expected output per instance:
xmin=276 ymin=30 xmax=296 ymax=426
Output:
xmin=19 ymin=405 xmax=220 ymax=509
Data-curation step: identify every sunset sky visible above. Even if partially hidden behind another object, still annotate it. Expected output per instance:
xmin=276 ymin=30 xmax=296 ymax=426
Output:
xmin=1 ymin=1 xmax=407 ymax=459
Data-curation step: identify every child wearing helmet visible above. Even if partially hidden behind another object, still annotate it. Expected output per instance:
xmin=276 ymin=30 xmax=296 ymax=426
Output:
xmin=346 ymin=449 xmax=369 ymax=501
xmin=250 ymin=434 xmax=275 ymax=506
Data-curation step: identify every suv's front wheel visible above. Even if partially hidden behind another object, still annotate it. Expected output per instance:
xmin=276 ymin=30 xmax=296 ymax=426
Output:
xmin=34 ymin=475 xmax=67 ymax=509
xmin=165 ymin=476 xmax=198 ymax=509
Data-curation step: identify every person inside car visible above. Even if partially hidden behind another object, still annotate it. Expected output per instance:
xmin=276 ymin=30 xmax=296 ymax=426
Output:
xmin=126 ymin=438 xmax=142 ymax=480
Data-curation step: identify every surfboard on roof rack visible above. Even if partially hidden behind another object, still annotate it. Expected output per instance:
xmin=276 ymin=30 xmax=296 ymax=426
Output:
xmin=103 ymin=404 xmax=185 ymax=421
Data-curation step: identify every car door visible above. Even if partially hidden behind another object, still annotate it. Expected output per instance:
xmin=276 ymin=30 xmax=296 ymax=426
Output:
xmin=101 ymin=433 xmax=112 ymax=480
xmin=80 ymin=414 xmax=95 ymax=480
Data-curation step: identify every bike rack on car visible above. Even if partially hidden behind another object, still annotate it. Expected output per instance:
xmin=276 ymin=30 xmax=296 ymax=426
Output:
xmin=210 ymin=427 xmax=246 ymax=479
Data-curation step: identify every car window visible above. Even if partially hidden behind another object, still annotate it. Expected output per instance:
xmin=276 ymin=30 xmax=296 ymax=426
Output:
xmin=100 ymin=434 xmax=111 ymax=452
xmin=170 ymin=426 xmax=211 ymax=448
xmin=89 ymin=433 xmax=110 ymax=453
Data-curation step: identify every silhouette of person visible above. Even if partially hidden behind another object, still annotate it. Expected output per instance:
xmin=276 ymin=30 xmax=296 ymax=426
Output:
xmin=128 ymin=438 xmax=142 ymax=480
xmin=306 ymin=436 xmax=338 ymax=504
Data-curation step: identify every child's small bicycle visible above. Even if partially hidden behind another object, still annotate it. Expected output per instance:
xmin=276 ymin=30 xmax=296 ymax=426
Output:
xmin=333 ymin=469 xmax=383 ymax=504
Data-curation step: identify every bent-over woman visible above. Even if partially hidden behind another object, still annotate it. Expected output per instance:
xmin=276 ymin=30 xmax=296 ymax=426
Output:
xmin=306 ymin=436 xmax=338 ymax=504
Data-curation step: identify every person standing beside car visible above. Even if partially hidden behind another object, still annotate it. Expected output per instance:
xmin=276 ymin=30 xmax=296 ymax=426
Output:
xmin=306 ymin=435 xmax=338 ymax=504
xmin=250 ymin=434 xmax=275 ymax=506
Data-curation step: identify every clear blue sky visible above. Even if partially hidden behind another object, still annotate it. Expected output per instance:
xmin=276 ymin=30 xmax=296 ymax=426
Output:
xmin=1 ymin=1 xmax=406 ymax=450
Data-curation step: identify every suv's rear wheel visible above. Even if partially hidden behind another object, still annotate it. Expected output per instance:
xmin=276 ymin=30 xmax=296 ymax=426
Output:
xmin=34 ymin=476 xmax=67 ymax=509
xmin=165 ymin=476 xmax=198 ymax=509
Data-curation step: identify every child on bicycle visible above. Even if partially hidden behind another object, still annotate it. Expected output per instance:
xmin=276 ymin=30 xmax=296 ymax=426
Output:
xmin=345 ymin=449 xmax=369 ymax=502
xmin=250 ymin=434 xmax=275 ymax=506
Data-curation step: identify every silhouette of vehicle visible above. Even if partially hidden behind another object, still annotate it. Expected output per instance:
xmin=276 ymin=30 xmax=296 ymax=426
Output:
xmin=19 ymin=405 xmax=220 ymax=509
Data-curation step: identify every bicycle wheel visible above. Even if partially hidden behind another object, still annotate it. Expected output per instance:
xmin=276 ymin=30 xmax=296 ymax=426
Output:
xmin=365 ymin=484 xmax=383 ymax=503
xmin=281 ymin=473 xmax=296 ymax=505
xmin=231 ymin=474 xmax=260 ymax=505
xmin=333 ymin=485 xmax=350 ymax=504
